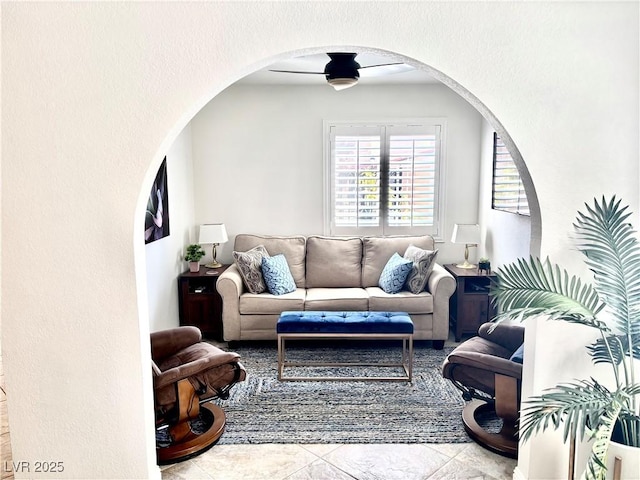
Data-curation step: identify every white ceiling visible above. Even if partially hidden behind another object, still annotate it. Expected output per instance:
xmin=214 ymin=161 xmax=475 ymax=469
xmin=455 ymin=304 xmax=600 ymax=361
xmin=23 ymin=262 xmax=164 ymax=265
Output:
xmin=238 ymin=52 xmax=440 ymax=87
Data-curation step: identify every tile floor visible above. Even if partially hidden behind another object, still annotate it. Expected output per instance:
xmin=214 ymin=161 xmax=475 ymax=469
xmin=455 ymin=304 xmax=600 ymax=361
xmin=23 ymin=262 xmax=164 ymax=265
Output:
xmin=160 ymin=442 xmax=516 ymax=480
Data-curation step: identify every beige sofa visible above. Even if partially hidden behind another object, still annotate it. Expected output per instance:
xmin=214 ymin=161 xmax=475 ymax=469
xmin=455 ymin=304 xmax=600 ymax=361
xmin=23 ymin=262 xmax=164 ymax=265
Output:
xmin=216 ymin=234 xmax=456 ymax=347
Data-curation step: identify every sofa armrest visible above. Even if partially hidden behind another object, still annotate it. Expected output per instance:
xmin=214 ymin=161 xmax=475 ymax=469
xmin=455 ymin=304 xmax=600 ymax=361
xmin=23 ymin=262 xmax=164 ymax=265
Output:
xmin=445 ymin=349 xmax=523 ymax=380
xmin=216 ymin=264 xmax=245 ymax=341
xmin=428 ymin=264 xmax=456 ymax=340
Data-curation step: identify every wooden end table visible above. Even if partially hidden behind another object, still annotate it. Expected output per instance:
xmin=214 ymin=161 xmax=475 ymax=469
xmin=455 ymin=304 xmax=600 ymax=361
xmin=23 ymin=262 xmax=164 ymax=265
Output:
xmin=445 ymin=264 xmax=497 ymax=342
xmin=177 ymin=265 xmax=229 ymax=341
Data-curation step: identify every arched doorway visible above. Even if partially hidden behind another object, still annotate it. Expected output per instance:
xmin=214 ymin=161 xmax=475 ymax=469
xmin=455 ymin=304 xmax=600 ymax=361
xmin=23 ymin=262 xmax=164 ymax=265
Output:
xmin=135 ymin=44 xmax=541 ymax=463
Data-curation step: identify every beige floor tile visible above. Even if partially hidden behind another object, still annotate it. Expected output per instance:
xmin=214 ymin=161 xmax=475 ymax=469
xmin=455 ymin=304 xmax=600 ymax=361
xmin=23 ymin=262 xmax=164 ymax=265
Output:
xmin=161 ymin=460 xmax=213 ymax=480
xmin=454 ymin=443 xmax=516 ymax=479
xmin=299 ymin=443 xmax=343 ymax=458
xmin=192 ymin=444 xmax=319 ymax=480
xmin=1 ymin=436 xmax=13 ymax=480
xmin=0 ymin=401 xmax=8 ymax=436
xmin=158 ymin=441 xmax=515 ymax=480
xmin=285 ymin=458 xmax=356 ymax=480
xmin=427 ymin=443 xmax=470 ymax=459
xmin=323 ymin=444 xmax=450 ymax=480
xmin=1 ymin=435 xmax=13 ymax=459
xmin=427 ymin=457 xmax=501 ymax=480
xmin=1 ymin=465 xmax=15 ymax=480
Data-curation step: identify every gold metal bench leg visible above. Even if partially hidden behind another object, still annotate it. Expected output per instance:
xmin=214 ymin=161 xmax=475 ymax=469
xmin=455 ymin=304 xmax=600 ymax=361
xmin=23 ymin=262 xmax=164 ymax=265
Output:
xmin=277 ymin=333 xmax=414 ymax=382
xmin=408 ymin=337 xmax=413 ymax=381
xmin=277 ymin=334 xmax=284 ymax=381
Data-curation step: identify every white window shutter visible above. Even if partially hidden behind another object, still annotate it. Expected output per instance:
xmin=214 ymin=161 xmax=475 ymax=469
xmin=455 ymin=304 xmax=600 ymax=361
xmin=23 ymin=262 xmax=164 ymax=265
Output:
xmin=327 ymin=121 xmax=443 ymax=237
xmin=492 ymin=133 xmax=530 ymax=216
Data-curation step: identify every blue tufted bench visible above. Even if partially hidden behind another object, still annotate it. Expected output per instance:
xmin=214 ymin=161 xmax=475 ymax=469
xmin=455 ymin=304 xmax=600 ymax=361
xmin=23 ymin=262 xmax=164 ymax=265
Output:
xmin=276 ymin=311 xmax=414 ymax=382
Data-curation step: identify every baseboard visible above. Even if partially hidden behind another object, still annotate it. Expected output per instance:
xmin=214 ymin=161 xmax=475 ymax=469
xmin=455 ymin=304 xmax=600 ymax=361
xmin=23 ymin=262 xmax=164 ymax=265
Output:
xmin=512 ymin=465 xmax=527 ymax=480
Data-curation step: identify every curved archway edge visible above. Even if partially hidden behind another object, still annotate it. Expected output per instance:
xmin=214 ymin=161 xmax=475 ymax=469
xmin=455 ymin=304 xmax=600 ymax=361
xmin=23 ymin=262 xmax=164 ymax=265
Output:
xmin=136 ymin=45 xmax=541 ymax=263
xmin=135 ymin=43 xmax=542 ymax=469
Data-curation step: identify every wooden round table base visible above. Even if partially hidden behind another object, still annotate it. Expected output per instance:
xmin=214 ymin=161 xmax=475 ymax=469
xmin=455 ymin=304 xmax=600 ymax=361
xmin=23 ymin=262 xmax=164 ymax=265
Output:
xmin=157 ymin=403 xmax=226 ymax=465
xmin=461 ymin=399 xmax=518 ymax=459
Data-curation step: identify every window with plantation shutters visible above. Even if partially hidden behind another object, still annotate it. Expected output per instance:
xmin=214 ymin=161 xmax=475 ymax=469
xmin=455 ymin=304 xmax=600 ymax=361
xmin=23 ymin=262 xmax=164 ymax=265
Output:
xmin=326 ymin=120 xmax=444 ymax=237
xmin=333 ymin=132 xmax=381 ymax=228
xmin=492 ymin=133 xmax=530 ymax=216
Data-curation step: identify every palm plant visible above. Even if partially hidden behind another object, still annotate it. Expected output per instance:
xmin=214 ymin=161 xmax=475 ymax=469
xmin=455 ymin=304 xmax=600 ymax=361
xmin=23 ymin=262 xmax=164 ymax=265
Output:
xmin=491 ymin=196 xmax=640 ymax=480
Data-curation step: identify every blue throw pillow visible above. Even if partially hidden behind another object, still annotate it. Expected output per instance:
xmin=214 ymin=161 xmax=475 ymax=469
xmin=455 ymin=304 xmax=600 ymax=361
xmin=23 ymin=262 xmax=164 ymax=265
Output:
xmin=378 ymin=253 xmax=413 ymax=294
xmin=261 ymin=254 xmax=296 ymax=296
xmin=510 ymin=343 xmax=525 ymax=364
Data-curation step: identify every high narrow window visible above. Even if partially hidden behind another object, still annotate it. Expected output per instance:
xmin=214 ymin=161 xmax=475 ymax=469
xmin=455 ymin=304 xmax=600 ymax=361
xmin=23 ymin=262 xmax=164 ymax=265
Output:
xmin=326 ymin=121 xmax=444 ymax=237
xmin=492 ymin=133 xmax=530 ymax=216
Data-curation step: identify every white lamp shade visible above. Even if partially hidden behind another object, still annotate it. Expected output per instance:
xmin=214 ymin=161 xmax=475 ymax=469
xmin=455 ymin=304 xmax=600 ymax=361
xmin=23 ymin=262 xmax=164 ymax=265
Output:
xmin=451 ymin=224 xmax=480 ymax=244
xmin=198 ymin=224 xmax=228 ymax=244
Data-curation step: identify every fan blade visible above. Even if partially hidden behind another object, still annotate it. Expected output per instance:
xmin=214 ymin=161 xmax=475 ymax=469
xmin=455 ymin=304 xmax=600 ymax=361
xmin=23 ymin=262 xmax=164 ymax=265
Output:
xmin=359 ymin=63 xmax=415 ymax=78
xmin=268 ymin=69 xmax=325 ymax=75
xmin=358 ymin=62 xmax=406 ymax=69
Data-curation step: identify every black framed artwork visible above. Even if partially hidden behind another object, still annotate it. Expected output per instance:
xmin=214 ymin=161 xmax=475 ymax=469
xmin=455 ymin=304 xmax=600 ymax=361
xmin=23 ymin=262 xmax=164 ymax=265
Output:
xmin=145 ymin=157 xmax=170 ymax=244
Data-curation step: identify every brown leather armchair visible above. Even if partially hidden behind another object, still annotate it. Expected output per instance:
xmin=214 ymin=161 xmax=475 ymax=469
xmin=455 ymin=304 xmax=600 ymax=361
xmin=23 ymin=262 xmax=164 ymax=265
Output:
xmin=442 ymin=322 xmax=524 ymax=458
xmin=151 ymin=326 xmax=246 ymax=464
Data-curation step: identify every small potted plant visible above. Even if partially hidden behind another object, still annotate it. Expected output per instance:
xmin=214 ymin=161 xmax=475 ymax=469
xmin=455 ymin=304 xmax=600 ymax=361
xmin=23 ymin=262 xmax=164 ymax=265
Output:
xmin=478 ymin=257 xmax=491 ymax=273
xmin=184 ymin=244 xmax=205 ymax=273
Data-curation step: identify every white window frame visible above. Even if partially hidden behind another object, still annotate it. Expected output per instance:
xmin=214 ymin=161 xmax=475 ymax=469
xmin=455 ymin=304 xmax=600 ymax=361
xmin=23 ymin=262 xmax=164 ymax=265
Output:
xmin=323 ymin=119 xmax=446 ymax=240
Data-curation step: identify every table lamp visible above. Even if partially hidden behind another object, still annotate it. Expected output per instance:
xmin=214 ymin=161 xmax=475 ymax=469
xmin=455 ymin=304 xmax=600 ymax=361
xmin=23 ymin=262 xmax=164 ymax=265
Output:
xmin=451 ymin=223 xmax=480 ymax=269
xmin=198 ymin=223 xmax=228 ymax=268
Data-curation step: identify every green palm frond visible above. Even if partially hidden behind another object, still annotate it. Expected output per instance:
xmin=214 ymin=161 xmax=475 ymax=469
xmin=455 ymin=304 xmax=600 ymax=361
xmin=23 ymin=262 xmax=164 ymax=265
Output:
xmin=588 ymin=334 xmax=640 ymax=365
xmin=491 ymin=256 xmax=605 ymax=327
xmin=519 ymin=379 xmax=614 ymax=445
xmin=574 ymin=196 xmax=640 ymax=338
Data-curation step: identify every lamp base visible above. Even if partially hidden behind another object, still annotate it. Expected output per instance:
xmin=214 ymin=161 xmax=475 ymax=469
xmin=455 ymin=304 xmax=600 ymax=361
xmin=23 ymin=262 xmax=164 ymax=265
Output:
xmin=456 ymin=260 xmax=477 ymax=269
xmin=205 ymin=261 xmax=223 ymax=269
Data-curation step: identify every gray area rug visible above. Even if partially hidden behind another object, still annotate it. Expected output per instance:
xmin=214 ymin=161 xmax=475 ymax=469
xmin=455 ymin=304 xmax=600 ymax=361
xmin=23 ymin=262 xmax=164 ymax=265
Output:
xmin=214 ymin=341 xmax=473 ymax=445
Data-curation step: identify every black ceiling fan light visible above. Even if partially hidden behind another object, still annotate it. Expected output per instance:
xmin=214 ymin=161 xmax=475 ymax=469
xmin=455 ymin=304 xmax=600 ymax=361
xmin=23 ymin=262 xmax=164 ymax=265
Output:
xmin=269 ymin=52 xmax=406 ymax=91
xmin=324 ymin=53 xmax=360 ymax=90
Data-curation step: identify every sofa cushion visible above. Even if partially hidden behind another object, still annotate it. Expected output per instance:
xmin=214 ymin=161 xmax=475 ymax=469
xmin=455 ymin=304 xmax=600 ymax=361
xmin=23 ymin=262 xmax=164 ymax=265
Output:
xmin=234 ymin=234 xmax=306 ymax=287
xmin=239 ymin=289 xmax=306 ymax=315
xmin=277 ymin=311 xmax=414 ymax=334
xmin=305 ymin=288 xmax=369 ymax=311
xmin=233 ymin=245 xmax=270 ymax=294
xmin=366 ymin=287 xmax=434 ymax=314
xmin=403 ymin=245 xmax=439 ymax=294
xmin=362 ymin=235 xmax=436 ymax=287
xmin=306 ymin=236 xmax=362 ymax=288
xmin=262 ymin=254 xmax=296 ymax=295
xmin=378 ymin=253 xmax=413 ymax=294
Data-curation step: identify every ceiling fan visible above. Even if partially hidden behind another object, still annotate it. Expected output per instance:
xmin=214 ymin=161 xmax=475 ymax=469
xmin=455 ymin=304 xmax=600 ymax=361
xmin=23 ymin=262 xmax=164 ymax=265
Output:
xmin=269 ymin=52 xmax=412 ymax=91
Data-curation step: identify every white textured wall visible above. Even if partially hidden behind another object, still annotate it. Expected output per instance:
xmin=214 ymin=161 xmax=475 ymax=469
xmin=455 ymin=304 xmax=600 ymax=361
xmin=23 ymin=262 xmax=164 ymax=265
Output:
xmin=190 ymin=83 xmax=483 ymax=265
xmin=2 ymin=2 xmax=638 ymax=479
xmin=145 ymin=125 xmax=196 ymax=333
